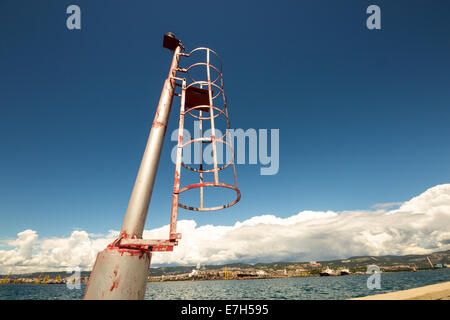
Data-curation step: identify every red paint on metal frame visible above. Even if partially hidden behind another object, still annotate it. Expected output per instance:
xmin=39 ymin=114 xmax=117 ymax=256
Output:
xmin=118 ymin=248 xmax=150 ymax=260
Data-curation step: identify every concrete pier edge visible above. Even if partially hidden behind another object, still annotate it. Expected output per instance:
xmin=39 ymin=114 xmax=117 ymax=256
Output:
xmin=350 ymin=281 xmax=450 ymax=300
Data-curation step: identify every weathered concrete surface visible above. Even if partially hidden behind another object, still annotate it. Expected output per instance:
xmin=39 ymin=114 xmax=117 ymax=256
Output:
xmin=351 ymin=281 xmax=450 ymax=300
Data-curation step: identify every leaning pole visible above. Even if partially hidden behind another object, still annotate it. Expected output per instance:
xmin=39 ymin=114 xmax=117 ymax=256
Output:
xmin=83 ymin=32 xmax=241 ymax=299
xmin=84 ymin=34 xmax=182 ymax=300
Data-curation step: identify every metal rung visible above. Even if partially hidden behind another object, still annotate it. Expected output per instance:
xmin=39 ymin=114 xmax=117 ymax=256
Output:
xmin=119 ymin=239 xmax=178 ymax=247
xmin=151 ymin=246 xmax=174 ymax=252
xmin=170 ymin=233 xmax=182 ymax=239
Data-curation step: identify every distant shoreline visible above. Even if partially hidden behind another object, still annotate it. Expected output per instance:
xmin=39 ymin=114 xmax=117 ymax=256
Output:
xmin=1 ymin=249 xmax=448 ymax=284
xmin=146 ymin=268 xmax=444 ymax=283
xmin=0 ymin=268 xmax=446 ymax=285
xmin=0 ymin=268 xmax=448 ymax=285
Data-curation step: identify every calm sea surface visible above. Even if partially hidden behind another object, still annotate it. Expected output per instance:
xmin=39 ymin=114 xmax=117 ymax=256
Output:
xmin=1 ymin=269 xmax=449 ymax=300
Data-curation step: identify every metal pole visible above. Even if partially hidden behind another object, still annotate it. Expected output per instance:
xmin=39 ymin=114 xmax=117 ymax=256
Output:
xmin=121 ymin=45 xmax=182 ymax=239
xmin=84 ymin=43 xmax=182 ymax=300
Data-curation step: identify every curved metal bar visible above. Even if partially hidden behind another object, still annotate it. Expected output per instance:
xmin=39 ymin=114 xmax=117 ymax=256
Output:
xmin=178 ymin=182 xmax=241 ymax=212
xmin=185 ymin=62 xmax=222 ymax=85
xmin=184 ymin=104 xmax=227 ymax=121
xmin=185 ymin=47 xmax=223 ymax=72
xmin=180 ymin=138 xmax=235 ymax=173
xmin=186 ymin=81 xmax=225 ymax=100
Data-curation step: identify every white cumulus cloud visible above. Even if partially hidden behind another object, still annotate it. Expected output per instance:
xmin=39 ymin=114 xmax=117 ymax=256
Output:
xmin=1 ymin=184 xmax=450 ymax=274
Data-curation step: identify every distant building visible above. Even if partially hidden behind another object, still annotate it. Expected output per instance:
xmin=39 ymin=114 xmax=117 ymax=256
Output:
xmin=309 ymin=261 xmax=321 ymax=267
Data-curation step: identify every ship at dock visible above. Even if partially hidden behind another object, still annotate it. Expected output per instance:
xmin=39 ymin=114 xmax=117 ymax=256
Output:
xmin=319 ymin=267 xmax=337 ymax=276
xmin=320 ymin=267 xmax=351 ymax=276
xmin=339 ymin=268 xmax=350 ymax=276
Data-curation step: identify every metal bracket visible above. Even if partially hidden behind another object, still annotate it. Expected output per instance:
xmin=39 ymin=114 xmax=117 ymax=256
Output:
xmin=118 ymin=238 xmax=179 ymax=252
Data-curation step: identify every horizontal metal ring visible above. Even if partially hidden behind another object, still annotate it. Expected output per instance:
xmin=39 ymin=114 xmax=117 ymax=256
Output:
xmin=185 ymin=62 xmax=222 ymax=85
xmin=180 ymin=138 xmax=235 ymax=173
xmin=178 ymin=182 xmax=241 ymax=212
xmin=186 ymin=81 xmax=224 ymax=100
xmin=185 ymin=47 xmax=223 ymax=72
xmin=184 ymin=104 xmax=229 ymax=122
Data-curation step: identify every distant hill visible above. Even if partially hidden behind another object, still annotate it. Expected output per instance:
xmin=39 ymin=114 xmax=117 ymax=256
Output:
xmin=312 ymin=249 xmax=449 ymax=270
xmin=2 ymin=250 xmax=448 ymax=278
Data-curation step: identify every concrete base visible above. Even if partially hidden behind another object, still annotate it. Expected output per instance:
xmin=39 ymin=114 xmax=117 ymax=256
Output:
xmin=84 ymin=247 xmax=151 ymax=300
xmin=351 ymin=281 xmax=450 ymax=300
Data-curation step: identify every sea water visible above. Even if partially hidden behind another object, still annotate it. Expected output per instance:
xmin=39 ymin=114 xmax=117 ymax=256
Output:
xmin=0 ymin=268 xmax=449 ymax=300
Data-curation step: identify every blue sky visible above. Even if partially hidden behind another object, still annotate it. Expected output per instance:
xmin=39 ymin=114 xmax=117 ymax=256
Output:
xmin=1 ymin=0 xmax=450 ymax=240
